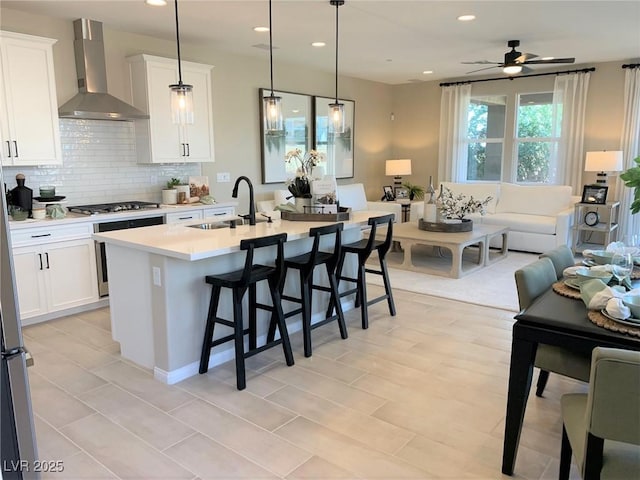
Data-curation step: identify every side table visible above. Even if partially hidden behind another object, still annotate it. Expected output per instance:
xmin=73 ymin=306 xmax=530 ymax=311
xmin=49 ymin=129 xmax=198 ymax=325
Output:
xmin=572 ymin=201 xmax=620 ymax=254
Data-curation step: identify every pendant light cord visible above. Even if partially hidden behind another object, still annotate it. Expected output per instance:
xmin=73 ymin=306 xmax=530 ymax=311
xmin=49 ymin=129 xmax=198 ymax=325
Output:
xmin=174 ymin=0 xmax=184 ymax=85
xmin=334 ymin=1 xmax=339 ymax=103
xmin=269 ymin=0 xmax=275 ymax=97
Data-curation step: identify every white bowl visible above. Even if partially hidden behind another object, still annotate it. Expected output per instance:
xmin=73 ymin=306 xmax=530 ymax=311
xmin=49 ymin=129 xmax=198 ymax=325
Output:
xmin=575 ymin=267 xmax=612 ymax=285
xmin=622 ymin=295 xmax=640 ymax=319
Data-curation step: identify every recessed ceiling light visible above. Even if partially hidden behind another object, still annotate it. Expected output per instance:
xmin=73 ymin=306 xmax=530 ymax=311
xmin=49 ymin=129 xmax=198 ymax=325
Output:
xmin=457 ymin=14 xmax=476 ymax=21
xmin=145 ymin=0 xmax=167 ymax=5
xmin=253 ymin=26 xmax=269 ymax=33
xmin=541 ymin=56 xmax=555 ymax=61
xmin=311 ymin=42 xmax=326 ymax=47
xmin=422 ymin=70 xmax=433 ymax=75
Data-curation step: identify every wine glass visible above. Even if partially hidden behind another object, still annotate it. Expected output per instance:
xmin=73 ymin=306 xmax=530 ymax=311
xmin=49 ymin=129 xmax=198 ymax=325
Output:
xmin=611 ymin=252 xmax=633 ymax=287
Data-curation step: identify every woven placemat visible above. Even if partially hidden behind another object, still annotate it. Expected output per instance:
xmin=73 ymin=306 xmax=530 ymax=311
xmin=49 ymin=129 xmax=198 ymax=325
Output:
xmin=588 ymin=310 xmax=640 ymax=338
xmin=552 ymin=280 xmax=582 ymax=299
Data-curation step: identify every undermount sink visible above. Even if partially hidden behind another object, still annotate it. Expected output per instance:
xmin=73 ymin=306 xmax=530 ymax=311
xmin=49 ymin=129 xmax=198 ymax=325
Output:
xmin=186 ymin=221 xmax=236 ymax=230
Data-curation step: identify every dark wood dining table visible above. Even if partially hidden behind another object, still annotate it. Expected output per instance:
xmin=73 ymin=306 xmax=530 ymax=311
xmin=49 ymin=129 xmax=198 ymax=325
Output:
xmin=501 ymin=283 xmax=640 ymax=475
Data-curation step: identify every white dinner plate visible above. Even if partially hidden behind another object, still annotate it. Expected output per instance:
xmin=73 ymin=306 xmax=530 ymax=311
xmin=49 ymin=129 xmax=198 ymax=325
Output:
xmin=600 ymin=309 xmax=640 ymax=327
xmin=582 ymin=258 xmax=598 ymax=267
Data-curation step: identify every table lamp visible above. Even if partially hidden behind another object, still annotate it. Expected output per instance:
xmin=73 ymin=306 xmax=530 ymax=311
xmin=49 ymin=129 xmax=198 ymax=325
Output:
xmin=385 ymin=159 xmax=412 ymax=188
xmin=584 ymin=150 xmax=623 ymax=185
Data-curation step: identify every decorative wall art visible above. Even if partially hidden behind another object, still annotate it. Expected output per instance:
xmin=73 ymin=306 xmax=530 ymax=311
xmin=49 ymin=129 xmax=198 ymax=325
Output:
xmin=259 ymin=89 xmax=355 ymax=184
xmin=314 ymin=96 xmax=355 ymax=179
xmin=260 ymin=89 xmax=312 ymax=183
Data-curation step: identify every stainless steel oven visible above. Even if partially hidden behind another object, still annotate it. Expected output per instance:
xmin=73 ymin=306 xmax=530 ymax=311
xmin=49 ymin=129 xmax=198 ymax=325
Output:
xmin=94 ymin=216 xmax=164 ymax=296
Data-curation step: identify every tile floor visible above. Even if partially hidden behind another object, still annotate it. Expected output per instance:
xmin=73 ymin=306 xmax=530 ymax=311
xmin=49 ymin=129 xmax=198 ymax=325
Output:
xmin=23 ymin=285 xmax=585 ymax=479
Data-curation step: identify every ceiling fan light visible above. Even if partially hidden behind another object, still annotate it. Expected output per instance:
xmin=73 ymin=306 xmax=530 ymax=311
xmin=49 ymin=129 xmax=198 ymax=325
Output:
xmin=503 ymin=64 xmax=523 ymax=75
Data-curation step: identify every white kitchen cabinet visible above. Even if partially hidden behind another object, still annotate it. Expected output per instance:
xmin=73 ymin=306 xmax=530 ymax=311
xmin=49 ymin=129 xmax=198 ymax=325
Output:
xmin=0 ymin=31 xmax=62 ymax=166
xmin=165 ymin=209 xmax=203 ymax=224
xmin=203 ymin=206 xmax=235 ymax=219
xmin=127 ymin=54 xmax=214 ymax=164
xmin=11 ymin=224 xmax=99 ymax=324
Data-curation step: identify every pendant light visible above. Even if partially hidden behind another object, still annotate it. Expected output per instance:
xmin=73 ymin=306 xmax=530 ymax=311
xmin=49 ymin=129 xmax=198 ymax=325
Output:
xmin=263 ymin=0 xmax=283 ymax=132
xmin=328 ymin=0 xmax=345 ymax=134
xmin=169 ymin=0 xmax=194 ymax=124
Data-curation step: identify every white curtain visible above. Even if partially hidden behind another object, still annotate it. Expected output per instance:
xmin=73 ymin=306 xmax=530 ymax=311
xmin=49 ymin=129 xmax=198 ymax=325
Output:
xmin=438 ymin=84 xmax=471 ymax=182
xmin=552 ymin=72 xmax=590 ymax=194
xmin=616 ymin=67 xmax=640 ymax=238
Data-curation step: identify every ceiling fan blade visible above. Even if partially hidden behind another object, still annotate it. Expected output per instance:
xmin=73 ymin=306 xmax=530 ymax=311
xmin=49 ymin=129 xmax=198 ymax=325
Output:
xmin=461 ymin=61 xmax=501 ymax=65
xmin=466 ymin=65 xmax=500 ymax=74
xmin=524 ymin=57 xmax=575 ymax=65
xmin=516 ymin=52 xmax=538 ymax=63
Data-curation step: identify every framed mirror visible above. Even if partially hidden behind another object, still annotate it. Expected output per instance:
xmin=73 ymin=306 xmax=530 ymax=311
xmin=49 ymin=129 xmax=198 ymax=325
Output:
xmin=259 ymin=89 xmax=313 ymax=184
xmin=314 ymin=96 xmax=355 ymax=179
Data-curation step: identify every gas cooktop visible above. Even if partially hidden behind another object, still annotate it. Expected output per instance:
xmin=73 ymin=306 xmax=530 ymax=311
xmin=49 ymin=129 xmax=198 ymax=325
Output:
xmin=67 ymin=201 xmax=160 ymax=215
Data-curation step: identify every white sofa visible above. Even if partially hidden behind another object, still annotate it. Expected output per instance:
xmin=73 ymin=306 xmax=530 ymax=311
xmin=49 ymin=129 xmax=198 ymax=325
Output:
xmin=259 ymin=184 xmax=402 ymax=222
xmin=415 ymin=182 xmax=578 ymax=253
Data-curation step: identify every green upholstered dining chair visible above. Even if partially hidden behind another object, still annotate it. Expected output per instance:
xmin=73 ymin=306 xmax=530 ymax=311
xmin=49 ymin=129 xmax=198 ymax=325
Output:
xmin=540 ymin=244 xmax=576 ymax=281
xmin=559 ymin=347 xmax=640 ymax=480
xmin=514 ymin=257 xmax=591 ymax=397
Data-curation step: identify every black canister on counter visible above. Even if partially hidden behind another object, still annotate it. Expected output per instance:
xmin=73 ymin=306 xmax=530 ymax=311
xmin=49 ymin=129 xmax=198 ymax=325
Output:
xmin=11 ymin=173 xmax=33 ymax=217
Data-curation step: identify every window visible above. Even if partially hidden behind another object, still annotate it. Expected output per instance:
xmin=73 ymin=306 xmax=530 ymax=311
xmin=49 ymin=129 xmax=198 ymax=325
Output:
xmin=514 ymin=92 xmax=559 ymax=183
xmin=466 ymin=96 xmax=506 ymax=181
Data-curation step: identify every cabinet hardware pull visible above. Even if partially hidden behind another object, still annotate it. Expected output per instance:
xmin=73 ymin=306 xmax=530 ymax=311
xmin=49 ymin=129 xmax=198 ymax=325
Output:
xmin=31 ymin=234 xmax=52 ymax=238
xmin=5 ymin=141 xmax=11 ymax=157
xmin=186 ymin=143 xmax=190 ymax=156
xmin=178 ymin=216 xmax=193 ymax=220
xmin=45 ymin=252 xmax=50 ymax=269
xmin=181 ymin=143 xmax=186 ymax=156
xmin=38 ymin=253 xmax=43 ymax=270
xmin=13 ymin=141 xmax=18 ymax=157
xmin=213 ymin=212 xmax=225 ymax=216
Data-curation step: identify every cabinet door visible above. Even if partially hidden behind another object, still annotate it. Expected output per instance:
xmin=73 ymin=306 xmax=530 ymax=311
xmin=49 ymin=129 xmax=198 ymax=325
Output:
xmin=12 ymin=246 xmax=48 ymax=320
xmin=44 ymin=239 xmax=99 ymax=313
xmin=0 ymin=33 xmax=61 ymax=166
xmin=146 ymin=61 xmax=183 ymax=162
xmin=181 ymin=65 xmax=214 ymax=162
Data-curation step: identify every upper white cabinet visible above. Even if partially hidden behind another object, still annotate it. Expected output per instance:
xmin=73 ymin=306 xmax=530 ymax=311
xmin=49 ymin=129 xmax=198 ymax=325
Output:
xmin=0 ymin=31 xmax=62 ymax=166
xmin=127 ymin=54 xmax=215 ymax=163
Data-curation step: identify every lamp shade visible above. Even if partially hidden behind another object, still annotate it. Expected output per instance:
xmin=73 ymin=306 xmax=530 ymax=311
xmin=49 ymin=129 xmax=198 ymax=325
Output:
xmin=585 ymin=151 xmax=623 ymax=172
xmin=385 ymin=159 xmax=412 ymax=176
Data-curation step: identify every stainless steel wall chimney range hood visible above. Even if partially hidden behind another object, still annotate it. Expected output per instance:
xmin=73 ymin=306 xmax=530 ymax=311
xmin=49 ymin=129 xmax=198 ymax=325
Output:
xmin=58 ymin=19 xmax=149 ymax=121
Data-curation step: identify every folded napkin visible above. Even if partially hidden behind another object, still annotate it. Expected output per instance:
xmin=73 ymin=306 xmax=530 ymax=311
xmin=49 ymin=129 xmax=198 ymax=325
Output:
xmin=581 ymin=280 xmax=640 ymax=320
xmin=582 ymin=264 xmax=633 ymax=289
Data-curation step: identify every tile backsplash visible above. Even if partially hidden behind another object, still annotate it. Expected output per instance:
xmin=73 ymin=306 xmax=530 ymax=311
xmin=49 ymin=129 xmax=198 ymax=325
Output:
xmin=3 ymin=119 xmax=201 ymax=205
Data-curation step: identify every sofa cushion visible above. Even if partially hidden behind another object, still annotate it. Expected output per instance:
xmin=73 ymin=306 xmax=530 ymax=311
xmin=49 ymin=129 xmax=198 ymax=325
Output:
xmin=337 ymin=183 xmax=368 ymax=211
xmin=483 ymin=213 xmax=557 ymax=235
xmin=496 ymin=183 xmax=572 ymax=216
xmin=441 ymin=182 xmax=500 ymax=214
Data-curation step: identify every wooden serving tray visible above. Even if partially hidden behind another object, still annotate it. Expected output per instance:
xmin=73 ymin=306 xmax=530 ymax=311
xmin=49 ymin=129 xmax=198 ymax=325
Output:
xmin=418 ymin=218 xmax=473 ymax=232
xmin=281 ymin=207 xmax=351 ymax=222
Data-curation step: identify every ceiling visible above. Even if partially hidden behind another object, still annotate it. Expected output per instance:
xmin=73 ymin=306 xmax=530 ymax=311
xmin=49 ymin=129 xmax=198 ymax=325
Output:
xmin=3 ymin=1 xmax=639 ymax=85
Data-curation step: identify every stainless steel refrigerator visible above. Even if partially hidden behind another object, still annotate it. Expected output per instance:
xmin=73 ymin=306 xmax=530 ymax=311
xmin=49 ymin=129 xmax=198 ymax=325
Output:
xmin=1 ymin=165 xmax=39 ymax=479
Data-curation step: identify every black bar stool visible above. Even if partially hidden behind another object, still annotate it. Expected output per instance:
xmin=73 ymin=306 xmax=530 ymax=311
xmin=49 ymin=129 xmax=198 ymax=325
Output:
xmin=276 ymin=223 xmax=348 ymax=358
xmin=199 ymin=233 xmax=294 ymax=390
xmin=327 ymin=214 xmax=396 ymax=329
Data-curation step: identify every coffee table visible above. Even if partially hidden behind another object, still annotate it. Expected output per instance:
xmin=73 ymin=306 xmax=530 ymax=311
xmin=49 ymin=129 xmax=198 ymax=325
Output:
xmin=389 ymin=223 xmax=509 ymax=278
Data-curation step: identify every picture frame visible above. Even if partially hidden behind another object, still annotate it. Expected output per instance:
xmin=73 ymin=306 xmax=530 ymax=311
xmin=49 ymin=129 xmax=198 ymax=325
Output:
xmin=394 ymin=186 xmax=408 ymax=199
xmin=259 ymin=89 xmax=313 ymax=184
xmin=314 ymin=96 xmax=355 ymax=179
xmin=382 ymin=185 xmax=394 ymax=201
xmin=581 ymin=184 xmax=608 ymax=204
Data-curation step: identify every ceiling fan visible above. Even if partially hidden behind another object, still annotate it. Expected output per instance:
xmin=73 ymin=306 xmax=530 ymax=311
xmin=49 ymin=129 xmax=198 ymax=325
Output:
xmin=462 ymin=40 xmax=575 ymax=75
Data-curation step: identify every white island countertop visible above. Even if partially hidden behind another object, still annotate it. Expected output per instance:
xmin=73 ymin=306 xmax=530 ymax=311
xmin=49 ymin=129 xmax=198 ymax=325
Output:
xmin=93 ymin=211 xmax=380 ymax=262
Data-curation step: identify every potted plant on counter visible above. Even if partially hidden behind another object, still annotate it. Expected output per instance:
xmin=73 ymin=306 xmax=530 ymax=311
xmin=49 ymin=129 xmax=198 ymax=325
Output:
xmin=162 ymin=177 xmax=181 ymax=205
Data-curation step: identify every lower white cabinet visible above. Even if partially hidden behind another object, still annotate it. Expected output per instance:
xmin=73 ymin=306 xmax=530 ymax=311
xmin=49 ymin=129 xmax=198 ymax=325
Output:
xmin=11 ymin=226 xmax=99 ymax=323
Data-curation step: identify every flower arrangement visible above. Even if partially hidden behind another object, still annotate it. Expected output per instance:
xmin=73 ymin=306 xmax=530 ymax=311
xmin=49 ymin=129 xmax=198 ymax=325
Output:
xmin=285 ymin=148 xmax=325 ymax=198
xmin=438 ymin=187 xmax=492 ymax=220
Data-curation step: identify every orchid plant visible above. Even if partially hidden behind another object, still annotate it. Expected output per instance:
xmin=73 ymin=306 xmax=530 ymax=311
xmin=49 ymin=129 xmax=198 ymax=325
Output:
xmin=284 ymin=149 xmax=325 ymax=198
xmin=438 ymin=187 xmax=493 ymax=220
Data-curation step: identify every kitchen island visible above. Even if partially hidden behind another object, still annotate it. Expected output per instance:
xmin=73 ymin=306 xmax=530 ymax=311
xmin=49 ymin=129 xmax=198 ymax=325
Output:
xmin=93 ymin=212 xmax=378 ymax=384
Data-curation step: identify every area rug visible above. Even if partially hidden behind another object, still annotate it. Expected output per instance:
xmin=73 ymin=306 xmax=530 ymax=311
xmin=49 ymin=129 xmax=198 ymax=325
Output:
xmin=367 ymin=248 xmax=538 ymax=312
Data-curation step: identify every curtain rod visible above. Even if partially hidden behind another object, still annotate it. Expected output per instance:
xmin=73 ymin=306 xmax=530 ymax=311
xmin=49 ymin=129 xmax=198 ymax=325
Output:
xmin=622 ymin=63 xmax=640 ymax=69
xmin=439 ymin=67 xmax=596 ymax=87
